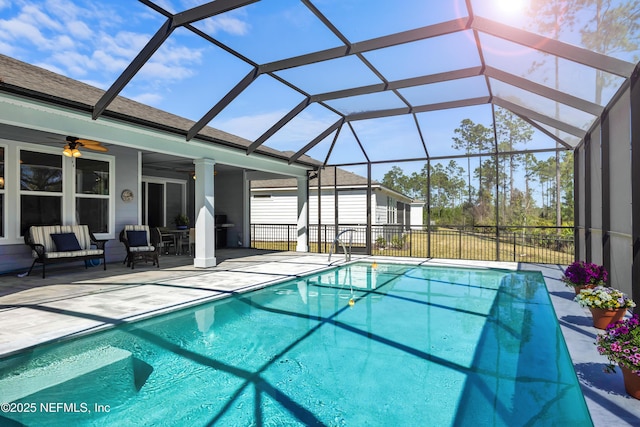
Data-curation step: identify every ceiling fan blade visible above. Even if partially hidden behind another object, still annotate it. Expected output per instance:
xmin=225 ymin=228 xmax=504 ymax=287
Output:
xmin=82 ymin=144 xmax=109 ymax=152
xmin=76 ymin=138 xmax=103 ymax=146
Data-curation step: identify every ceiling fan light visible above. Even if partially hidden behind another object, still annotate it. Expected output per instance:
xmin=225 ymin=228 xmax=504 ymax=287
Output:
xmin=63 ymin=145 xmax=73 ymax=157
xmin=72 ymin=148 xmax=82 ymax=157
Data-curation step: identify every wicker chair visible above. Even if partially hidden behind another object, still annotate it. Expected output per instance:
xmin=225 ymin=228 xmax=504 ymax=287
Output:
xmin=119 ymin=225 xmax=161 ymax=269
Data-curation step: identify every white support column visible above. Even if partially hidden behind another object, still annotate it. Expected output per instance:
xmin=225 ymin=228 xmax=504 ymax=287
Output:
xmin=241 ymin=170 xmax=250 ymax=248
xmin=193 ymin=158 xmax=216 ymax=267
xmin=296 ymin=176 xmax=309 ymax=252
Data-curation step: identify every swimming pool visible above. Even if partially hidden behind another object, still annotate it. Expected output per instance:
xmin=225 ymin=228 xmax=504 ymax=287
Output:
xmin=1 ymin=262 xmax=591 ymax=426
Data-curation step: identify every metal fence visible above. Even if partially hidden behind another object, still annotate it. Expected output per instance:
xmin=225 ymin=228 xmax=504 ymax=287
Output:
xmin=250 ymin=224 xmax=574 ymax=265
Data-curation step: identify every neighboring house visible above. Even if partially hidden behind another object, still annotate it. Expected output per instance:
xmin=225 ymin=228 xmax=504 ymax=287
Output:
xmin=0 ymin=54 xmax=315 ymax=273
xmin=250 ymin=167 xmax=423 ymax=243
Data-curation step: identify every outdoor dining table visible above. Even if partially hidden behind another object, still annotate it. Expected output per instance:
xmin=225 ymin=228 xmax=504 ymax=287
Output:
xmin=162 ymin=229 xmax=190 ymax=255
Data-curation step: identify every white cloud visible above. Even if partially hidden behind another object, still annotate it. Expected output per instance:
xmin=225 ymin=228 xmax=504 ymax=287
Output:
xmin=20 ymin=4 xmax=65 ymax=32
xmin=0 ymin=0 xmax=238 ymax=104
xmin=78 ymin=78 xmax=108 ymax=90
xmin=213 ymin=111 xmax=286 ymax=140
xmin=0 ymin=18 xmax=49 ymax=45
xmin=91 ymin=50 xmax=130 ymax=73
xmin=200 ymin=15 xmax=250 ymax=36
xmin=154 ymin=44 xmax=202 ymax=64
xmin=139 ymin=60 xmax=195 ymax=81
xmin=273 ymin=111 xmax=338 ymax=142
xmin=65 ymin=19 xmax=92 ymax=40
xmin=0 ymin=39 xmax=14 ymax=55
xmin=50 ymin=50 xmax=95 ymax=76
xmin=50 ymin=34 xmax=76 ymax=50
xmin=131 ymin=91 xmax=164 ymax=106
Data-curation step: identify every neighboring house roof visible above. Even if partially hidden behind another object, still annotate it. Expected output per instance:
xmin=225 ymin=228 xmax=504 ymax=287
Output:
xmin=251 ymin=167 xmax=376 ymax=188
xmin=0 ymin=54 xmax=318 ymax=167
xmin=251 ymin=166 xmax=413 ymax=203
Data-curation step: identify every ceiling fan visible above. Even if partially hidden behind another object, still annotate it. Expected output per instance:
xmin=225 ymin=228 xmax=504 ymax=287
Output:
xmin=62 ymin=136 xmax=108 ymax=157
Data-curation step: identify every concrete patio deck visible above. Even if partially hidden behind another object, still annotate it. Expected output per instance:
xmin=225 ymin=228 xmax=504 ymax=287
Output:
xmin=0 ymin=250 xmax=638 ymax=425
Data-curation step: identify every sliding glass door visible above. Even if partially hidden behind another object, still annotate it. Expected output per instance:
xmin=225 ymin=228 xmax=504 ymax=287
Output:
xmin=142 ymin=178 xmax=186 ymax=228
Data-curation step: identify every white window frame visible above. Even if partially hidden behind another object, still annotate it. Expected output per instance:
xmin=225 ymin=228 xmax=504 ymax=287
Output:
xmin=73 ymin=152 xmax=115 ymax=240
xmin=142 ymin=176 xmax=187 ymax=227
xmin=8 ymin=143 xmax=115 ymax=243
xmin=17 ymin=144 xmax=65 ymax=239
xmin=387 ymin=196 xmax=397 ymax=224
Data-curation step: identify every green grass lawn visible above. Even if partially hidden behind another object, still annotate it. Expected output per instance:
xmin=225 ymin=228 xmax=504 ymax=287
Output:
xmin=252 ymin=227 xmax=573 ymax=265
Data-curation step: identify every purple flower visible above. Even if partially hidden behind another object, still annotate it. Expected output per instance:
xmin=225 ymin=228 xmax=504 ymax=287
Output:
xmin=596 ymin=314 xmax=640 ymax=373
xmin=563 ymin=261 xmax=608 ymax=286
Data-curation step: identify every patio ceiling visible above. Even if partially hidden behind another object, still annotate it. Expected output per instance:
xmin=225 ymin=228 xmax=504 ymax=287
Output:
xmin=91 ymin=0 xmax=639 ymax=168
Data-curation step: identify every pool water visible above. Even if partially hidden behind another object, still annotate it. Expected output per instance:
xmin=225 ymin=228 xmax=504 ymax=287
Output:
xmin=1 ymin=263 xmax=591 ymax=426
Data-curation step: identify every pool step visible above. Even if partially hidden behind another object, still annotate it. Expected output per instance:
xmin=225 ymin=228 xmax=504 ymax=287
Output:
xmin=1 ymin=345 xmax=150 ymax=403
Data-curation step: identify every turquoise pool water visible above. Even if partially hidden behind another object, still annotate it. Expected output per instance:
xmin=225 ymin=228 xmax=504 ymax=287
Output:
xmin=1 ymin=263 xmax=591 ymax=426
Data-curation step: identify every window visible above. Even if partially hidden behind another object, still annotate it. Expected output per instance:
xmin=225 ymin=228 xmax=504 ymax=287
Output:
xmin=15 ymin=147 xmax=114 ymax=238
xmin=386 ymin=196 xmax=397 ymax=224
xmin=20 ymin=150 xmax=63 ymax=234
xmin=75 ymin=158 xmax=110 ymax=233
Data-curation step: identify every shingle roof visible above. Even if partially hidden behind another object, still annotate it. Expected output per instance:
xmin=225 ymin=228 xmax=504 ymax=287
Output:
xmin=0 ymin=54 xmax=318 ymax=166
xmin=251 ymin=166 xmax=415 ymax=202
xmin=251 ymin=166 xmax=378 ymax=189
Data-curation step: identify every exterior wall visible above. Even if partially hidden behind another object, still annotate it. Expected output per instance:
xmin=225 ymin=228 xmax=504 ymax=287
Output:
xmin=112 ymin=146 xmax=142 ymax=263
xmin=251 ymin=191 xmax=298 ymax=224
xmin=251 ymin=188 xmax=408 ymax=226
xmin=410 ymin=202 xmax=426 ymax=229
xmin=252 ymin=189 xmax=369 ymax=225
xmin=374 ymin=192 xmax=387 ymax=225
xmin=310 ymin=190 xmax=336 ymax=224
xmin=214 ymin=169 xmax=245 ymax=247
xmin=0 ymin=142 xmax=140 ymax=274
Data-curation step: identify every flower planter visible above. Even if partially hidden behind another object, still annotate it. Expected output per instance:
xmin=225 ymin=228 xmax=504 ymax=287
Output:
xmin=588 ymin=307 xmax=626 ymax=329
xmin=573 ymin=284 xmax=595 ymax=295
xmin=620 ymin=366 xmax=640 ymax=400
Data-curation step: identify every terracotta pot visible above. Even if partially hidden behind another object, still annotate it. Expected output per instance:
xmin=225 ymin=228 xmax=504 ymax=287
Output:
xmin=620 ymin=366 xmax=640 ymax=400
xmin=588 ymin=307 xmax=627 ymax=329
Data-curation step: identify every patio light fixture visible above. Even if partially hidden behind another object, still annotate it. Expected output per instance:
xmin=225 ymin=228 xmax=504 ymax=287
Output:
xmin=63 ymin=142 xmax=82 ymax=157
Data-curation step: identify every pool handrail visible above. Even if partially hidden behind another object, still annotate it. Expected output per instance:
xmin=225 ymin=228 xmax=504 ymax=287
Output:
xmin=328 ymin=228 xmax=356 ymax=263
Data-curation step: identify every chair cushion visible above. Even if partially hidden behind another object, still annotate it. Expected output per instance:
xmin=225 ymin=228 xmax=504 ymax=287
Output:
xmin=50 ymin=233 xmax=82 ymax=251
xmin=127 ymin=230 xmax=148 ymax=247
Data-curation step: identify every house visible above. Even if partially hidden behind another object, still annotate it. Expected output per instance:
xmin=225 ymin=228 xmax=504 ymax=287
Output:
xmin=250 ymin=166 xmax=423 ymax=245
xmin=0 ymin=54 xmax=317 ymax=274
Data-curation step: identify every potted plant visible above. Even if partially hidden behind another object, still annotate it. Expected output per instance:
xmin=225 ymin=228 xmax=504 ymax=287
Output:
xmin=174 ymin=214 xmax=189 ymax=230
xmin=562 ymin=261 xmax=608 ymax=294
xmin=574 ymin=286 xmax=636 ymax=329
xmin=596 ymin=314 xmax=640 ymax=399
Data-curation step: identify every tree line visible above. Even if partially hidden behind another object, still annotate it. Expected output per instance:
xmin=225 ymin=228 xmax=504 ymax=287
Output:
xmin=381 ymin=109 xmax=574 ymax=229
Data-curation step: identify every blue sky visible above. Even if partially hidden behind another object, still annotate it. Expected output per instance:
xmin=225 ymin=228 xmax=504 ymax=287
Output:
xmin=0 ymin=0 xmax=635 ymax=189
